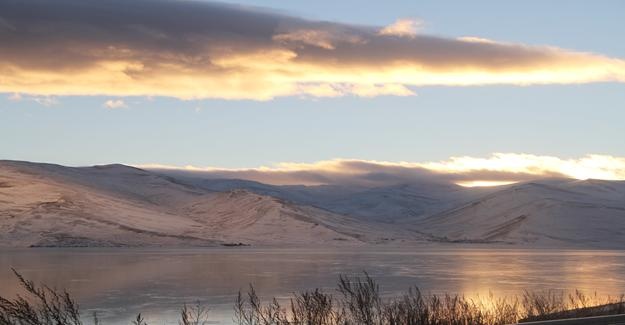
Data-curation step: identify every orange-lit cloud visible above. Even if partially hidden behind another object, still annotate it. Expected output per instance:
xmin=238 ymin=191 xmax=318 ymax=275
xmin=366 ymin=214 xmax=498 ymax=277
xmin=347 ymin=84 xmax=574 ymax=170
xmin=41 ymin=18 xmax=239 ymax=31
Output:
xmin=419 ymin=153 xmax=625 ymax=181
xmin=2 ymin=1 xmax=625 ymax=100
xmin=378 ymin=19 xmax=423 ymax=37
xmin=138 ymin=153 xmax=625 ymax=187
xmin=455 ymin=180 xmax=519 ymax=188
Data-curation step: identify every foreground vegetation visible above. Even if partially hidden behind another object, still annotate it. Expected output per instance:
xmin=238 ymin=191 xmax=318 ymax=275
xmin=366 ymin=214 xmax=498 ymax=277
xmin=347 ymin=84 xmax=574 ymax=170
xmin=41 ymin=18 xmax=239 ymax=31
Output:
xmin=1 ymin=269 xmax=624 ymax=325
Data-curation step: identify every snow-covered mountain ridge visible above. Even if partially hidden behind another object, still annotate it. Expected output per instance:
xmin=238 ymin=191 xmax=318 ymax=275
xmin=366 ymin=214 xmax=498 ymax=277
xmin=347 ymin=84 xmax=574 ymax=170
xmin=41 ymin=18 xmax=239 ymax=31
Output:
xmin=1 ymin=160 xmax=624 ymax=248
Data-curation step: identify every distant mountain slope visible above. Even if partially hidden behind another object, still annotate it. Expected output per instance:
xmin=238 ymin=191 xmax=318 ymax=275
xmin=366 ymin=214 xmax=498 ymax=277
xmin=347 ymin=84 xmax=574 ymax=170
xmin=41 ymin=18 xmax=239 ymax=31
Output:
xmin=3 ymin=160 xmax=625 ymax=248
xmin=419 ymin=180 xmax=625 ymax=248
xmin=0 ymin=161 xmax=402 ymax=247
xmin=181 ymin=189 xmax=403 ymax=245
xmin=156 ymin=170 xmax=489 ymax=223
xmin=307 ymin=183 xmax=489 ymax=223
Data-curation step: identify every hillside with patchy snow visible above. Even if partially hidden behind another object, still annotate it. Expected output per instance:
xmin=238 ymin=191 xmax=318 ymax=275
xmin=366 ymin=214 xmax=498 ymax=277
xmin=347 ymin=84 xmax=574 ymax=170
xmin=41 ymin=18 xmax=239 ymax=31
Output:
xmin=1 ymin=160 xmax=625 ymax=248
xmin=0 ymin=161 xmax=406 ymax=247
xmin=418 ymin=180 xmax=625 ymax=247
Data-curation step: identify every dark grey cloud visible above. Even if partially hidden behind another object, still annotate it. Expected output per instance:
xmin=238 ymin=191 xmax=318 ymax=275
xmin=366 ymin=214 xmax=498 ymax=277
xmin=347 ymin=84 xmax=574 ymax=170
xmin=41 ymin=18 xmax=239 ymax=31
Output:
xmin=1 ymin=0 xmax=624 ymax=99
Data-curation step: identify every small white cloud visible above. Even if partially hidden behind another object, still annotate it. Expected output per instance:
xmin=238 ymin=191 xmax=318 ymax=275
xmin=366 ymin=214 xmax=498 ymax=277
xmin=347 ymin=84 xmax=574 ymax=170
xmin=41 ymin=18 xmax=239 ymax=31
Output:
xmin=103 ymin=99 xmax=127 ymax=109
xmin=297 ymin=83 xmax=415 ymax=98
xmin=32 ymin=96 xmax=58 ymax=107
xmin=347 ymin=83 xmax=415 ymax=97
xmin=378 ymin=18 xmax=423 ymax=38
xmin=8 ymin=93 xmax=22 ymax=101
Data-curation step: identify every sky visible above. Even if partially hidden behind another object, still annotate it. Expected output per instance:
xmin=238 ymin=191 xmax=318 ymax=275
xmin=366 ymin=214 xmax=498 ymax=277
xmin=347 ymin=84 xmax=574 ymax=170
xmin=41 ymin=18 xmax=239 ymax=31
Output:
xmin=1 ymin=0 xmax=625 ymax=185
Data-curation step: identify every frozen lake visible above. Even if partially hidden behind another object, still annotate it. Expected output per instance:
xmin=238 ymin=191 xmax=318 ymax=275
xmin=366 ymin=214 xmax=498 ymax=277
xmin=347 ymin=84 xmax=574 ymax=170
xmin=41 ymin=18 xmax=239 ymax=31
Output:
xmin=1 ymin=247 xmax=625 ymax=324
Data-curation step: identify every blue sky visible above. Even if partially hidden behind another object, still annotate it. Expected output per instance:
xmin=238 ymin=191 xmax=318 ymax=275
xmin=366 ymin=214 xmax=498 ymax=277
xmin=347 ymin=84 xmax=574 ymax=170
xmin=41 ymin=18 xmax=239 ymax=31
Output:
xmin=1 ymin=0 xmax=624 ymax=169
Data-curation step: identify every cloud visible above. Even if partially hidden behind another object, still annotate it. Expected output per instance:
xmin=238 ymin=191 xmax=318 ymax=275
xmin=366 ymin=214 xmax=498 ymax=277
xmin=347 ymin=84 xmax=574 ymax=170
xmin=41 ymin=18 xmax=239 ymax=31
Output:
xmin=274 ymin=29 xmax=337 ymax=50
xmin=7 ymin=93 xmax=22 ymax=101
xmin=273 ymin=28 xmax=364 ymax=50
xmin=6 ymin=92 xmax=59 ymax=106
xmin=0 ymin=17 xmax=16 ymax=31
xmin=138 ymin=153 xmax=625 ymax=187
xmin=378 ymin=19 xmax=423 ymax=37
xmin=456 ymin=36 xmax=497 ymax=44
xmin=419 ymin=153 xmax=625 ymax=181
xmin=103 ymin=99 xmax=127 ymax=109
xmin=1 ymin=0 xmax=625 ymax=100
xmin=32 ymin=96 xmax=58 ymax=107
xmin=297 ymin=83 xmax=414 ymax=98
xmin=455 ymin=180 xmax=519 ymax=188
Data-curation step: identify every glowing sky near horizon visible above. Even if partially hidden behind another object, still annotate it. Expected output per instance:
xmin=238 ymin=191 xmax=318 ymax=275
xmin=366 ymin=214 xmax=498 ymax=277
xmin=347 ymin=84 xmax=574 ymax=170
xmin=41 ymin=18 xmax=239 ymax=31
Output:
xmin=1 ymin=0 xmax=624 ymax=185
xmin=138 ymin=154 xmax=625 ymax=187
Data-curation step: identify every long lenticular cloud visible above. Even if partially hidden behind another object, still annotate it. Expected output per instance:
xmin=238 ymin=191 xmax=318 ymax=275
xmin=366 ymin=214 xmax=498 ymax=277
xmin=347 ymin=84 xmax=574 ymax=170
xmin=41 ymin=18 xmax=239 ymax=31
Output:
xmin=139 ymin=153 xmax=625 ymax=187
xmin=1 ymin=1 xmax=625 ymax=100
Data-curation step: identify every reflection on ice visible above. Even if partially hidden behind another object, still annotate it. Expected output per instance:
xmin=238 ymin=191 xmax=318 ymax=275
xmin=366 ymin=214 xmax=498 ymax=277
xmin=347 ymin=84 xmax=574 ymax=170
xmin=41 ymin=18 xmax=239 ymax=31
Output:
xmin=1 ymin=248 xmax=624 ymax=324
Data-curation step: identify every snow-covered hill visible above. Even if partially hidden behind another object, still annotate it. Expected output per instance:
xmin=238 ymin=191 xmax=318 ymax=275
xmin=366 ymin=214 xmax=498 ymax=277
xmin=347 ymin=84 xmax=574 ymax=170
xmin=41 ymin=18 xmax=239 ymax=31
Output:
xmin=160 ymin=171 xmax=490 ymax=223
xmin=2 ymin=160 xmax=625 ymax=248
xmin=0 ymin=161 xmax=405 ymax=247
xmin=419 ymin=180 xmax=625 ymax=248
